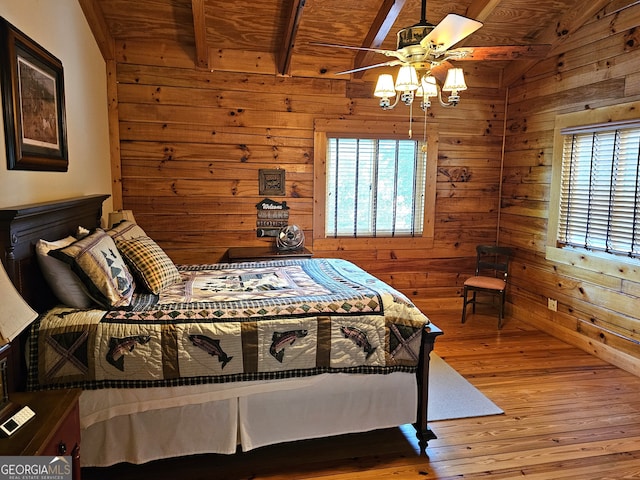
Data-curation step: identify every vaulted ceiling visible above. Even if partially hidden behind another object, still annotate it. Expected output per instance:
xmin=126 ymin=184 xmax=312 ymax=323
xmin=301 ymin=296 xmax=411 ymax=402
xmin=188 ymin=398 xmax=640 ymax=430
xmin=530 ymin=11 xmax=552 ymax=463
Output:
xmin=79 ymin=0 xmax=613 ymax=87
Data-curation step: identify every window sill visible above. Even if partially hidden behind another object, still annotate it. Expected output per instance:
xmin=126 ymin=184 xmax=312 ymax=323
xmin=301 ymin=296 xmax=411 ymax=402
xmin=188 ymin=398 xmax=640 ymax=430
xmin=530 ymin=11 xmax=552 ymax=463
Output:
xmin=545 ymin=246 xmax=640 ymax=282
xmin=314 ymin=236 xmax=435 ymax=251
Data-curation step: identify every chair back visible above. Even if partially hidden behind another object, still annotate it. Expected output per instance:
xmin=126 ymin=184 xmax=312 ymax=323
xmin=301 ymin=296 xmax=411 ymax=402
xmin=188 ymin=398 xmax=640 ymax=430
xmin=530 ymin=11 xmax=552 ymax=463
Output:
xmin=475 ymin=245 xmax=512 ymax=281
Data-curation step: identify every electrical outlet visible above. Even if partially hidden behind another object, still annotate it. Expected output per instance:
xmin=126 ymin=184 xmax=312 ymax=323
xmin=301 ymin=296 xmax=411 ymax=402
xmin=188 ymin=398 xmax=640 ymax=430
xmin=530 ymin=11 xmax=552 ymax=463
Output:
xmin=548 ymin=298 xmax=558 ymax=312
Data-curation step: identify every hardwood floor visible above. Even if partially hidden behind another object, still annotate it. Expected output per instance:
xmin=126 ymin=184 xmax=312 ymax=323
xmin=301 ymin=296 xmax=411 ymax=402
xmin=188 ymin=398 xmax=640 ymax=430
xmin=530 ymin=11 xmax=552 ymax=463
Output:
xmin=82 ymin=309 xmax=640 ymax=479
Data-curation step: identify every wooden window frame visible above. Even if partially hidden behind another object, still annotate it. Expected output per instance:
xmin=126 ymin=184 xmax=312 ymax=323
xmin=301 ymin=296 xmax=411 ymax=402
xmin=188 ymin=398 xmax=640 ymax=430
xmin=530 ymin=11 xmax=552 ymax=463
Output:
xmin=547 ymin=101 xmax=640 ymax=280
xmin=313 ymin=119 xmax=437 ymax=251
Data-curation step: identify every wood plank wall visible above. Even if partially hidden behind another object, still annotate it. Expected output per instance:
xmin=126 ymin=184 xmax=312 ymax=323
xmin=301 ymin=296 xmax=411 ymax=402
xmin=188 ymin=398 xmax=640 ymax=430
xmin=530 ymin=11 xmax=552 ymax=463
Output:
xmin=501 ymin=2 xmax=640 ymax=374
xmin=105 ymin=0 xmax=640 ymax=374
xmin=113 ymin=42 xmax=505 ymax=316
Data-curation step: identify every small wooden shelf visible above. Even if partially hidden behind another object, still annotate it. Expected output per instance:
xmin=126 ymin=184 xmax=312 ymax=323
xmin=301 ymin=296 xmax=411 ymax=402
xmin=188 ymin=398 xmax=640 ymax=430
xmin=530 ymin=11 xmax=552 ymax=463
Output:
xmin=226 ymin=246 xmax=313 ymax=262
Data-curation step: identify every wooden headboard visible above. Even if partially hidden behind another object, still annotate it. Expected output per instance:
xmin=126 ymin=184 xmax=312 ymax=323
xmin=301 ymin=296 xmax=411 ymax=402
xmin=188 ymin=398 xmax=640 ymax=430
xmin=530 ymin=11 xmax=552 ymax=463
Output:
xmin=0 ymin=194 xmax=109 ymax=391
xmin=0 ymin=194 xmax=109 ymax=313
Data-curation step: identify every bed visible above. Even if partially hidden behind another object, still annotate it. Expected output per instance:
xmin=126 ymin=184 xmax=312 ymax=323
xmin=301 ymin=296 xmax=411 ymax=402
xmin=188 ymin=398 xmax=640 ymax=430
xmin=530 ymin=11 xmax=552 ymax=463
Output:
xmin=0 ymin=194 xmax=442 ymax=467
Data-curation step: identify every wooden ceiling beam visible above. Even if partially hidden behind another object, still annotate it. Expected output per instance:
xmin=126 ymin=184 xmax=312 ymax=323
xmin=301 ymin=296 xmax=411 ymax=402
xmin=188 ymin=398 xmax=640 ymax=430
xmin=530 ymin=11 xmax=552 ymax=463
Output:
xmin=191 ymin=0 xmax=210 ymax=70
xmin=352 ymin=0 xmax=407 ymax=79
xmin=77 ymin=0 xmax=115 ymax=60
xmin=278 ymin=0 xmax=307 ymax=76
xmin=465 ymin=0 xmax=503 ymax=22
xmin=501 ymin=0 xmax=611 ymax=87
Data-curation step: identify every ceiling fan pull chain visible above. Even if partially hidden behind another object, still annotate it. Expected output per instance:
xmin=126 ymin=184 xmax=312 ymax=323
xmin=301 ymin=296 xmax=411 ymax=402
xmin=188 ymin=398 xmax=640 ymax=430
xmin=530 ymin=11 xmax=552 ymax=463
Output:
xmin=409 ymin=99 xmax=414 ymax=139
xmin=422 ymin=106 xmax=428 ymax=150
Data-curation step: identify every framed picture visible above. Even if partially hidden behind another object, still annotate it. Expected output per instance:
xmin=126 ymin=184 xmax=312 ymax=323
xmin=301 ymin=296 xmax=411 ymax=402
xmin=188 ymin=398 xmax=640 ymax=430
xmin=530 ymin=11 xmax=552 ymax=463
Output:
xmin=259 ymin=169 xmax=286 ymax=196
xmin=0 ymin=17 xmax=68 ymax=171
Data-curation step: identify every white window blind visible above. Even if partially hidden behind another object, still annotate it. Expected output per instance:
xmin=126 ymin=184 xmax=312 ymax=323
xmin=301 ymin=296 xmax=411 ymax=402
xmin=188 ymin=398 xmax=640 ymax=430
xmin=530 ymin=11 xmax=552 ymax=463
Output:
xmin=326 ymin=138 xmax=426 ymax=237
xmin=558 ymin=122 xmax=640 ymax=258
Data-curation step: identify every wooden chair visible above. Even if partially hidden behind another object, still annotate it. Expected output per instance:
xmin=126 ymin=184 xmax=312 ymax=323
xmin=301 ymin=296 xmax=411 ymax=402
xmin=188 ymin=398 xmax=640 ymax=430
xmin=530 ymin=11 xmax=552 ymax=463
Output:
xmin=461 ymin=245 xmax=513 ymax=329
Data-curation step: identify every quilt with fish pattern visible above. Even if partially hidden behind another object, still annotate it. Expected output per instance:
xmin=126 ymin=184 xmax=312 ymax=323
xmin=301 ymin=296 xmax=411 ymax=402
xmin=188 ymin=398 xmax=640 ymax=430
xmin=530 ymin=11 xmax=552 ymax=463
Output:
xmin=27 ymin=258 xmax=430 ymax=391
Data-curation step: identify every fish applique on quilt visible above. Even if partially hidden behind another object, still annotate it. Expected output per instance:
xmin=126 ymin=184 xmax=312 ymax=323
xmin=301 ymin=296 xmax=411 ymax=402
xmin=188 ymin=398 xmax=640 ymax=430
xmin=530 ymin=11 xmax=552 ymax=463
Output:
xmin=189 ymin=334 xmax=234 ymax=369
xmin=340 ymin=325 xmax=377 ymax=359
xmin=269 ymin=329 xmax=308 ymax=363
xmin=107 ymin=335 xmax=151 ymax=371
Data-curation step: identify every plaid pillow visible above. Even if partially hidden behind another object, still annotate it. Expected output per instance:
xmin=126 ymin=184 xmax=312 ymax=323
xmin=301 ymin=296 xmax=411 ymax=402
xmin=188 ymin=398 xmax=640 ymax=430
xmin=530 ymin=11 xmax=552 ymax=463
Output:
xmin=116 ymin=236 xmax=181 ymax=294
xmin=49 ymin=229 xmax=135 ymax=308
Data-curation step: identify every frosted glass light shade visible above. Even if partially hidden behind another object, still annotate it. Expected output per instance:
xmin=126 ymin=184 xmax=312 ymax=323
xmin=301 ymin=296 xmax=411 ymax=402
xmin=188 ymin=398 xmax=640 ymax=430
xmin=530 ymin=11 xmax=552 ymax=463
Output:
xmin=443 ymin=68 xmax=467 ymax=92
xmin=0 ymin=262 xmax=38 ymax=345
xmin=374 ymin=74 xmax=396 ymax=98
xmin=394 ymin=66 xmax=419 ymax=91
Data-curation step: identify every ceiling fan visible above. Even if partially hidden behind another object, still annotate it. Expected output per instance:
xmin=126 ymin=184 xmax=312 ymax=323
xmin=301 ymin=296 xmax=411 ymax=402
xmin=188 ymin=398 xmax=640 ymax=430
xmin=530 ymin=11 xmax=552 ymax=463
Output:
xmin=312 ymin=0 xmax=550 ymax=79
xmin=312 ymin=0 xmax=550 ymax=136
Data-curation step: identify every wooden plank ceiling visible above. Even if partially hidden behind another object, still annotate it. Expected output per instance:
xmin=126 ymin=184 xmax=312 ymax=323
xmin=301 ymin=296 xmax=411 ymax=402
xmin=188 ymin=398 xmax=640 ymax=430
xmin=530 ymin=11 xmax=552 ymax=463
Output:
xmin=81 ymin=0 xmax=611 ymax=86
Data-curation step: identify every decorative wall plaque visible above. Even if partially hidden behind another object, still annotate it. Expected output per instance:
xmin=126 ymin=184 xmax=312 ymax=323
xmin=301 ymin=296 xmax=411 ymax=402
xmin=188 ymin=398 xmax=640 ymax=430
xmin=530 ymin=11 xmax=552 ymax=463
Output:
xmin=256 ymin=198 xmax=289 ymax=237
xmin=259 ymin=169 xmax=286 ymax=196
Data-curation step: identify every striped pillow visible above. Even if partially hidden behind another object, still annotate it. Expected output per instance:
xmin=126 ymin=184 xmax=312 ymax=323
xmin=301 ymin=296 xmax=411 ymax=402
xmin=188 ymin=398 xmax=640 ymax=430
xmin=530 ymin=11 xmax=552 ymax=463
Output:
xmin=116 ymin=236 xmax=181 ymax=294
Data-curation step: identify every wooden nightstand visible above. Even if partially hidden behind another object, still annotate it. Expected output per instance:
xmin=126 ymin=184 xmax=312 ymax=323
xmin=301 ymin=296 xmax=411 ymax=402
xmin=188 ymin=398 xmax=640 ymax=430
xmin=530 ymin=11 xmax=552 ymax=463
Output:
xmin=226 ymin=246 xmax=313 ymax=262
xmin=0 ymin=389 xmax=82 ymax=480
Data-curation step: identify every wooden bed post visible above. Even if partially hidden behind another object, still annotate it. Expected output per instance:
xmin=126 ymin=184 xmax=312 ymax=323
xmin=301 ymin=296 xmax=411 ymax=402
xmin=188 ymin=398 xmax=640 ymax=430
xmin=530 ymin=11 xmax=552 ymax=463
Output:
xmin=414 ymin=323 xmax=443 ymax=451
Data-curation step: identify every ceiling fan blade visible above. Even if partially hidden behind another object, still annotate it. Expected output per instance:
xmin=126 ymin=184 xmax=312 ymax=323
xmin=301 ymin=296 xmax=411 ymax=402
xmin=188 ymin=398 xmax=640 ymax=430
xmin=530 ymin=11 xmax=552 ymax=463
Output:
xmin=310 ymin=42 xmax=408 ymax=61
xmin=447 ymin=45 xmax=552 ymax=61
xmin=428 ymin=62 xmax=452 ymax=84
xmin=335 ymin=60 xmax=403 ymax=75
xmin=310 ymin=42 xmax=393 ymax=56
xmin=419 ymin=14 xmax=483 ymax=52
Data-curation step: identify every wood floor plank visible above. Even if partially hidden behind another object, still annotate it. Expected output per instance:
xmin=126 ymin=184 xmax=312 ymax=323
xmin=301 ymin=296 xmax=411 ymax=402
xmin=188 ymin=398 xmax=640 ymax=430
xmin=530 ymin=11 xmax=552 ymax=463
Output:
xmin=82 ymin=312 xmax=640 ymax=479
xmin=425 ymin=435 xmax=640 ymax=477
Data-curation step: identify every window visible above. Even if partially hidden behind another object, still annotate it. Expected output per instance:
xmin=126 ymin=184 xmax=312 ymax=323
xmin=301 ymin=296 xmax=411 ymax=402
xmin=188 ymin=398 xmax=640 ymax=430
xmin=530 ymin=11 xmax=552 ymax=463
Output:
xmin=557 ymin=122 xmax=640 ymax=259
xmin=548 ymin=101 xmax=640 ymax=275
xmin=313 ymin=119 xmax=437 ymax=249
xmin=325 ymin=138 xmax=426 ymax=237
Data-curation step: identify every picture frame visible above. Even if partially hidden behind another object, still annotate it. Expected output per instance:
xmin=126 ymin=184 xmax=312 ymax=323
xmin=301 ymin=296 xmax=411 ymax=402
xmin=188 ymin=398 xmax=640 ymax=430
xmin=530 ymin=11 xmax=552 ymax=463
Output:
xmin=0 ymin=17 xmax=68 ymax=171
xmin=259 ymin=169 xmax=286 ymax=196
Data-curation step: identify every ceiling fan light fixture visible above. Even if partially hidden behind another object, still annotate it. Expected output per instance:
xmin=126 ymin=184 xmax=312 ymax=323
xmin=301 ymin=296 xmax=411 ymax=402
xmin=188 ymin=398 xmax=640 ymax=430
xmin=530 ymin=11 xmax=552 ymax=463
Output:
xmin=442 ymin=67 xmax=466 ymax=106
xmin=374 ymin=74 xmax=396 ymax=97
xmin=394 ymin=65 xmax=419 ymax=92
xmin=443 ymin=67 xmax=467 ymax=92
xmin=374 ymin=74 xmax=396 ymax=109
xmin=416 ymin=75 xmax=438 ymax=110
xmin=420 ymin=76 xmax=438 ymax=98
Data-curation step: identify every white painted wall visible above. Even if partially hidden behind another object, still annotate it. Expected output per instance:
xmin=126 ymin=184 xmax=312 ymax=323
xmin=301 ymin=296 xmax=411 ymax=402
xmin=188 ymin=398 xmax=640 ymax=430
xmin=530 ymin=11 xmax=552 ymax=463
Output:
xmin=0 ymin=0 xmax=113 ymax=218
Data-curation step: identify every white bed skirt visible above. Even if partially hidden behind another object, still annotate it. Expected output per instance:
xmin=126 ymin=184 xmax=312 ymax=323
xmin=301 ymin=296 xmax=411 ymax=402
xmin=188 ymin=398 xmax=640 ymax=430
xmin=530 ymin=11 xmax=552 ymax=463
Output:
xmin=80 ymin=372 xmax=418 ymax=467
